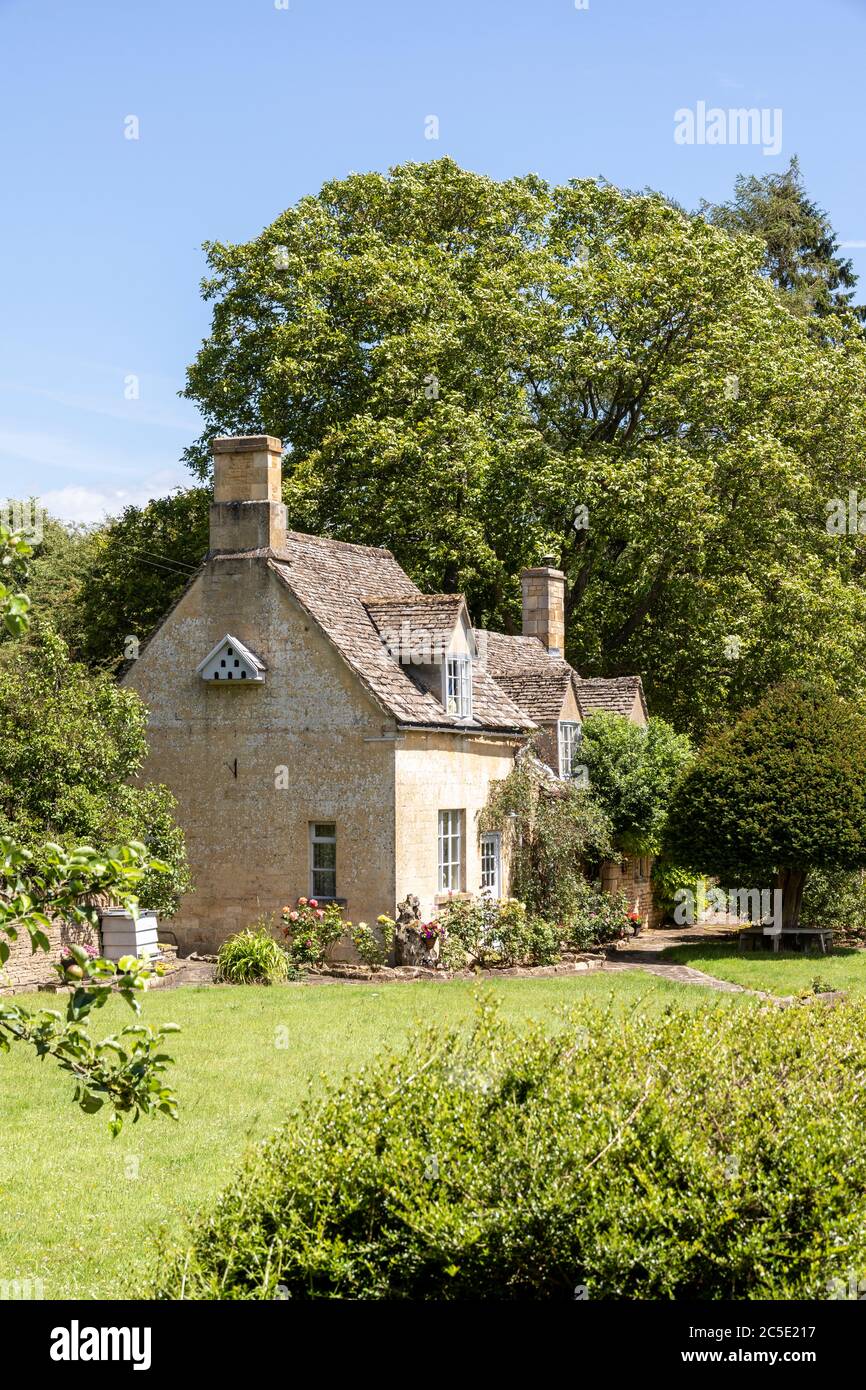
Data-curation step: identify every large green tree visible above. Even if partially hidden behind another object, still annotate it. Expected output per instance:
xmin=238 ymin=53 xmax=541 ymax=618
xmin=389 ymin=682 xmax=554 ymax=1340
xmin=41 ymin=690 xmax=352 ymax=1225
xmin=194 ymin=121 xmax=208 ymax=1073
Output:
xmin=74 ymin=489 xmax=209 ymax=670
xmin=0 ymin=527 xmax=180 ymax=1132
xmin=664 ymin=684 xmax=866 ymax=930
xmin=0 ymin=623 xmax=192 ymax=917
xmin=178 ymin=158 xmax=866 ymax=735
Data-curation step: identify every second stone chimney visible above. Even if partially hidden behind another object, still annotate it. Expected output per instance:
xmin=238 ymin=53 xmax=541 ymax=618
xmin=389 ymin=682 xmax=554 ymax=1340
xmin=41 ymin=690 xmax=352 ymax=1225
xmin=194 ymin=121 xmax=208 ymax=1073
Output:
xmin=520 ymin=555 xmax=566 ymax=656
xmin=209 ymin=436 xmax=287 ymax=553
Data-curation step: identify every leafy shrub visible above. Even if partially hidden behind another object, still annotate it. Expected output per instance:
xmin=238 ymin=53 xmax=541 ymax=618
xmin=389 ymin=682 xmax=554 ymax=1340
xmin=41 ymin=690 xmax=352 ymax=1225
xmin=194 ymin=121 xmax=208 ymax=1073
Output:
xmin=351 ymin=918 xmax=391 ymax=969
xmin=153 ymin=997 xmax=866 ymax=1300
xmin=560 ymin=879 xmax=630 ymax=950
xmin=438 ymin=896 xmax=561 ymax=967
xmin=800 ymin=867 xmax=866 ymax=939
xmin=280 ymin=898 xmax=346 ymax=967
xmin=651 ymin=857 xmax=709 ymax=924
xmin=664 ymin=683 xmax=866 ymax=929
xmin=579 ymin=711 xmax=694 ymax=855
xmin=215 ymin=921 xmax=292 ymax=985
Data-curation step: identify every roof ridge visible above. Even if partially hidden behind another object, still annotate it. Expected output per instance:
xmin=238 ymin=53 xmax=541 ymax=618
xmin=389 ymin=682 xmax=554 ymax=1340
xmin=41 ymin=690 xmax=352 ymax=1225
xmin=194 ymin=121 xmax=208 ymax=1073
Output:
xmin=286 ymin=529 xmax=397 ymax=558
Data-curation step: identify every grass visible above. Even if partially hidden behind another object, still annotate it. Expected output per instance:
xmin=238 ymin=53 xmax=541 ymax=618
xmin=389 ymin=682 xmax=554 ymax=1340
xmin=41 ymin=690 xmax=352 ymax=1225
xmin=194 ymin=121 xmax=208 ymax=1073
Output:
xmin=663 ymin=941 xmax=866 ymax=996
xmin=0 ymin=968 xmax=736 ymax=1300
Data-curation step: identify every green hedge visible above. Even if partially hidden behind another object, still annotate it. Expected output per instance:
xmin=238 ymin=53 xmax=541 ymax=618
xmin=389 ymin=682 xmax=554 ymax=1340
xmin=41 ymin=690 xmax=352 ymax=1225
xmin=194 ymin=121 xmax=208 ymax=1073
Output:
xmin=153 ymin=998 xmax=866 ymax=1300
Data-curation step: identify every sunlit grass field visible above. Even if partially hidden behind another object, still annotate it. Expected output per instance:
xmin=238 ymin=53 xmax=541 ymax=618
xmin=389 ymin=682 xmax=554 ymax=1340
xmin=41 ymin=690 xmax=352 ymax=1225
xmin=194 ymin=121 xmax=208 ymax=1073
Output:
xmin=663 ymin=942 xmax=866 ymax=996
xmin=1 ymin=969 xmax=737 ymax=1300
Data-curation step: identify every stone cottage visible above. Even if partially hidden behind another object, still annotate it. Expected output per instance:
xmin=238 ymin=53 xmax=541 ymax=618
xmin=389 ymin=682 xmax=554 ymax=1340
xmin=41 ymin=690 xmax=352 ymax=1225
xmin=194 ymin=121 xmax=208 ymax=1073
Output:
xmin=119 ymin=435 xmax=649 ymax=956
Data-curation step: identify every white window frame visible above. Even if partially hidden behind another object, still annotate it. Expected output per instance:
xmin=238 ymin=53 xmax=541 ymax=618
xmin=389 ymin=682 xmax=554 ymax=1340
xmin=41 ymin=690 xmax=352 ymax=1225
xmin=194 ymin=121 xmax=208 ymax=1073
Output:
xmin=480 ymin=831 xmax=502 ymax=898
xmin=558 ymin=721 xmax=582 ymax=779
xmin=445 ymin=655 xmax=473 ymax=719
xmin=438 ymin=810 xmax=463 ymax=892
xmin=309 ymin=822 xmax=337 ymax=899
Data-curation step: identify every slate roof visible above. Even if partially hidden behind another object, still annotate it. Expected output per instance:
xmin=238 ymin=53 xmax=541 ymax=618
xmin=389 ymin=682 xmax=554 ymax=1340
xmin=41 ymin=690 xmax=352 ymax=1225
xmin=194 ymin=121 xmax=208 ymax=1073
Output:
xmin=268 ymin=533 xmax=533 ymax=734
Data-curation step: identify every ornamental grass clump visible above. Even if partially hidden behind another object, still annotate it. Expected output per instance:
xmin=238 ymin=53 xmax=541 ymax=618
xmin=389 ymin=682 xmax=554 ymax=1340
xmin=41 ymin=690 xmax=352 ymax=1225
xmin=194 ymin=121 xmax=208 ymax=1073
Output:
xmin=214 ymin=921 xmax=292 ymax=985
xmin=153 ymin=996 xmax=866 ymax=1300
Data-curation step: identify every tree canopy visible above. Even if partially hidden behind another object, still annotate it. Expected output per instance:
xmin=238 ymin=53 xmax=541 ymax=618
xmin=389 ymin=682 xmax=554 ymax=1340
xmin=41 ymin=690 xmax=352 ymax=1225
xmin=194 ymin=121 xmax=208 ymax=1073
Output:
xmin=0 ymin=623 xmax=191 ymax=917
xmin=579 ymin=711 xmax=693 ymax=855
xmin=663 ymin=684 xmax=866 ymax=928
xmin=701 ymin=156 xmax=864 ymax=324
xmin=179 ymin=157 xmax=866 ymax=735
xmin=0 ymin=525 xmax=181 ymax=1132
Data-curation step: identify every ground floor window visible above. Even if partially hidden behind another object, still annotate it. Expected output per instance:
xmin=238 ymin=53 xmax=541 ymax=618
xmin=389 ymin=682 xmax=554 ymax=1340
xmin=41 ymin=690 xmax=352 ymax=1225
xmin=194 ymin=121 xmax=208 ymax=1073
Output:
xmin=310 ymin=822 xmax=337 ymax=899
xmin=480 ymin=831 xmax=502 ymax=897
xmin=438 ymin=810 xmax=463 ymax=892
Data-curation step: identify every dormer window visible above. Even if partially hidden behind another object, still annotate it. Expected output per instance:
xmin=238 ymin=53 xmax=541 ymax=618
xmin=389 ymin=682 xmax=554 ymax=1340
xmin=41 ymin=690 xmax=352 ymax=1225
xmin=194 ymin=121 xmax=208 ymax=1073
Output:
xmin=445 ymin=655 xmax=472 ymax=719
xmin=558 ymin=721 xmax=582 ymax=778
xmin=196 ymin=634 xmax=266 ymax=684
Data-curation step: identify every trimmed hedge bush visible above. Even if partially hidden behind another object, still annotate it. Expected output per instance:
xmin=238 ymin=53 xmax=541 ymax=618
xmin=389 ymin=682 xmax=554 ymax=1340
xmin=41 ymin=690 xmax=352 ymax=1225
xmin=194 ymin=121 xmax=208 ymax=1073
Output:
xmin=153 ymin=998 xmax=866 ymax=1300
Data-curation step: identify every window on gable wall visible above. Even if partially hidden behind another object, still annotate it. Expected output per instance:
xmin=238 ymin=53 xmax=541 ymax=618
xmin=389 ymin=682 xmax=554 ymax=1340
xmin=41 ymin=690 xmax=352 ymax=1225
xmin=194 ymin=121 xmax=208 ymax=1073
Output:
xmin=310 ymin=823 xmax=337 ymax=899
xmin=445 ymin=655 xmax=472 ymax=719
xmin=558 ymin=721 xmax=582 ymax=778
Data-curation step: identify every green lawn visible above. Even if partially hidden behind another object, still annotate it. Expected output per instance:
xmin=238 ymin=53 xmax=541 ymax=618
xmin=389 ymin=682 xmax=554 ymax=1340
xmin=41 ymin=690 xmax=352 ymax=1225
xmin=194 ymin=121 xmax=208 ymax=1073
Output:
xmin=1 ymin=969 xmax=734 ymax=1300
xmin=664 ymin=942 xmax=866 ymax=996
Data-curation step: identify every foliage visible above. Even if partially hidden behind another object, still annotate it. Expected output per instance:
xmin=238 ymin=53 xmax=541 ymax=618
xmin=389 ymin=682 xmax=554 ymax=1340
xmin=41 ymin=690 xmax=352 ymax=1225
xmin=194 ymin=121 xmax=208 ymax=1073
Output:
xmin=701 ymin=156 xmax=864 ymax=324
xmin=215 ymin=921 xmax=293 ymax=985
xmin=280 ymin=897 xmax=346 ymax=968
xmin=437 ymin=895 xmax=561 ymax=968
xmin=664 ymin=684 xmax=866 ymax=928
xmin=0 ymin=836 xmax=178 ymax=1134
xmin=579 ymin=712 xmax=693 ymax=854
xmin=0 ymin=508 xmax=103 ymax=657
xmin=179 ymin=156 xmax=866 ymax=735
xmin=73 ymin=489 xmax=210 ymax=670
xmin=0 ymin=622 xmax=191 ymax=916
xmin=153 ymin=996 xmax=866 ymax=1300
xmin=559 ymin=878 xmax=631 ymax=950
xmin=351 ymin=917 xmax=391 ymax=968
xmin=481 ymin=751 xmax=613 ymax=920
xmin=651 ymin=857 xmax=709 ymax=925
xmin=800 ymin=868 xmax=866 ymax=939
xmin=0 ymin=523 xmax=180 ymax=1132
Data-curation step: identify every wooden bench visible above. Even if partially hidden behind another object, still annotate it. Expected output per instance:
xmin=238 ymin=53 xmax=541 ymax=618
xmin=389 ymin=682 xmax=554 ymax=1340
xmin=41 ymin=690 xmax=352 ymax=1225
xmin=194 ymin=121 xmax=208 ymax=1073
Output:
xmin=738 ymin=926 xmax=834 ymax=955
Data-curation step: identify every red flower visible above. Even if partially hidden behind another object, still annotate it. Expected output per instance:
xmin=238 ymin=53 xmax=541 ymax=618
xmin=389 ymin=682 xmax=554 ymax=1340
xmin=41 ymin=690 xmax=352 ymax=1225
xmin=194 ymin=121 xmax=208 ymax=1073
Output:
xmin=309 ymin=899 xmax=318 ymax=909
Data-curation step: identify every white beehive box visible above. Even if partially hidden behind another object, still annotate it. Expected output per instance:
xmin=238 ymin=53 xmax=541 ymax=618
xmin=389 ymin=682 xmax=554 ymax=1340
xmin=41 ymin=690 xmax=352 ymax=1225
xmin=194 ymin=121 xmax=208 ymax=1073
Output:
xmin=98 ymin=909 xmax=160 ymax=962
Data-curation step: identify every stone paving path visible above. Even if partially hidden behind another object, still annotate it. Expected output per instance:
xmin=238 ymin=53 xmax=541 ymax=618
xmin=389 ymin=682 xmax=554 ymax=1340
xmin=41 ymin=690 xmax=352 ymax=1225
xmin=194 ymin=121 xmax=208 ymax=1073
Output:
xmin=602 ymin=921 xmax=750 ymax=993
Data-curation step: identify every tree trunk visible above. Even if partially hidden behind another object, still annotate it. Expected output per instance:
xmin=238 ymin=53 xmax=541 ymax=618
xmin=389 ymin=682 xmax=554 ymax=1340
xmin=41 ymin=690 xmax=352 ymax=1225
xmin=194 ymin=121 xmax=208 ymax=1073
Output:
xmin=775 ymin=868 xmax=806 ymax=931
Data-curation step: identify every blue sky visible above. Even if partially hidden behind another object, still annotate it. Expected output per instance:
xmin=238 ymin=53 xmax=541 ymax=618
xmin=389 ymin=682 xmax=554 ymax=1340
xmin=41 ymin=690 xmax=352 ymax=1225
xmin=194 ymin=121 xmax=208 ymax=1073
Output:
xmin=2 ymin=0 xmax=865 ymax=522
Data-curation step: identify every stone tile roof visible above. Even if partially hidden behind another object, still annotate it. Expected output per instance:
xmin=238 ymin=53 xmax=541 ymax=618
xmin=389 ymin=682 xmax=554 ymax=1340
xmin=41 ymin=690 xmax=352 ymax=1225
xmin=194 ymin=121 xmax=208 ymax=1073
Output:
xmin=269 ymin=533 xmax=533 ymax=734
xmin=477 ymin=629 xmax=647 ymax=724
xmin=577 ymin=675 xmax=648 ymax=720
xmin=363 ymin=594 xmax=467 ymax=654
xmin=478 ymin=631 xmax=576 ymax=722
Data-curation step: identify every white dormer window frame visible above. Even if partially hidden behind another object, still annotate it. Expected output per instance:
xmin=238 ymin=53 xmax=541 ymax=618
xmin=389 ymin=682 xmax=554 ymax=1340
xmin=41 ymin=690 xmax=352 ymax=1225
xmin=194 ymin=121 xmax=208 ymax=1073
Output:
xmin=196 ymin=634 xmax=266 ymax=684
xmin=445 ymin=654 xmax=473 ymax=719
xmin=558 ymin=720 xmax=582 ymax=778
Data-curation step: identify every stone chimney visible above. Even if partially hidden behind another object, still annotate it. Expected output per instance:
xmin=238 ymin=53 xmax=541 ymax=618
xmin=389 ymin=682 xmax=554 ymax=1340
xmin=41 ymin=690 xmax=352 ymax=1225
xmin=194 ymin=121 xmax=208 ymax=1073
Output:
xmin=520 ymin=555 xmax=566 ymax=656
xmin=209 ymin=436 xmax=287 ymax=553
